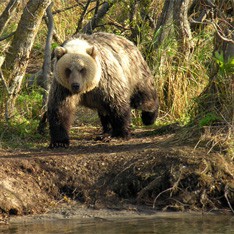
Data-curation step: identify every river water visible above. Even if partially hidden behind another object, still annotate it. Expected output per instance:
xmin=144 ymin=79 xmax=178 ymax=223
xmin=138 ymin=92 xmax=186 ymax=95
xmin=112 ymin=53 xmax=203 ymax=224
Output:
xmin=0 ymin=213 xmax=233 ymax=234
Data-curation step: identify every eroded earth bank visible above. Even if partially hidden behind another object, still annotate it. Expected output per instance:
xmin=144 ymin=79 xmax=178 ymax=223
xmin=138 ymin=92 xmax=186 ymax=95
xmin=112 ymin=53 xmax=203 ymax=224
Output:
xmin=0 ymin=127 xmax=233 ymax=223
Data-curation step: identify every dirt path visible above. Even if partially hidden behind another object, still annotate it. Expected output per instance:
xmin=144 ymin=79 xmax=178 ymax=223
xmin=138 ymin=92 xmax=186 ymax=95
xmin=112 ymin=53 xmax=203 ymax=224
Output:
xmin=0 ymin=127 xmax=233 ymax=222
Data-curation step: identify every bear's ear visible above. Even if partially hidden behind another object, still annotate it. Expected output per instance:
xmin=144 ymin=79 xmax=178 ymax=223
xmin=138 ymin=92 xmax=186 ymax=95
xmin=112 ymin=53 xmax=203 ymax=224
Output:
xmin=86 ymin=46 xmax=97 ymax=58
xmin=54 ymin=46 xmax=67 ymax=59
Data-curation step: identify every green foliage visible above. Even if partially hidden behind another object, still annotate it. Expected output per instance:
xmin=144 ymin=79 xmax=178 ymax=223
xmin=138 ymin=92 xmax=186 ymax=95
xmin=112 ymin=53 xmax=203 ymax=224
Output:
xmin=16 ymin=87 xmax=44 ymax=119
xmin=214 ymin=51 xmax=234 ymax=74
xmin=0 ymin=85 xmax=46 ymax=149
xmin=0 ymin=120 xmax=46 ymax=149
xmin=51 ymin=42 xmax=59 ymax=50
xmin=198 ymin=112 xmax=220 ymax=127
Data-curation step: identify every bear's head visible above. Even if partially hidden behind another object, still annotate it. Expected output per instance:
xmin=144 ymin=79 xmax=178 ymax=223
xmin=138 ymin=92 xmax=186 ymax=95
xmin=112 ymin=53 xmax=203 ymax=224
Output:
xmin=53 ymin=41 xmax=101 ymax=94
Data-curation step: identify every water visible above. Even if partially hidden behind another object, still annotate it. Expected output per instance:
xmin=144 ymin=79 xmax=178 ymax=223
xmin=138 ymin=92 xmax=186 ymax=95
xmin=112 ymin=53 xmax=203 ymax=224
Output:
xmin=0 ymin=213 xmax=233 ymax=234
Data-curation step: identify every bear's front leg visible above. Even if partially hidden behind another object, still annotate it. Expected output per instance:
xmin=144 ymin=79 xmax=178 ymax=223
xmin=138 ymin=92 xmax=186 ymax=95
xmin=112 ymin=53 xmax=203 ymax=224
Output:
xmin=48 ymin=109 xmax=70 ymax=148
xmin=47 ymin=80 xmax=77 ymax=148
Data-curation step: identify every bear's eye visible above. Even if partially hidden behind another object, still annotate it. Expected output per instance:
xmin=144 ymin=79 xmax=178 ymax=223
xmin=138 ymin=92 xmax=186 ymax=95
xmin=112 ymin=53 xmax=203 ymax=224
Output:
xmin=80 ymin=68 xmax=86 ymax=74
xmin=65 ymin=68 xmax=71 ymax=77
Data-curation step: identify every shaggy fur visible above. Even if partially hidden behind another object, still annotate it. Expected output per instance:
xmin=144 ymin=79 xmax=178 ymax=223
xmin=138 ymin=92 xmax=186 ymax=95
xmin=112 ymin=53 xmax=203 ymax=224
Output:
xmin=48 ymin=32 xmax=158 ymax=148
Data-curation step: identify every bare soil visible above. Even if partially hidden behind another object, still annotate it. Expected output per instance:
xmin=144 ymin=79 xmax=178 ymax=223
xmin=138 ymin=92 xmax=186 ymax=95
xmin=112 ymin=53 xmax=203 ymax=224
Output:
xmin=0 ymin=126 xmax=233 ymax=223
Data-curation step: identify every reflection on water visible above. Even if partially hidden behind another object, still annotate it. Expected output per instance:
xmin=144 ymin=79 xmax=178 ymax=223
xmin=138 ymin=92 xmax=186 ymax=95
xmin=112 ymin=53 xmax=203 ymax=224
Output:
xmin=0 ymin=213 xmax=233 ymax=234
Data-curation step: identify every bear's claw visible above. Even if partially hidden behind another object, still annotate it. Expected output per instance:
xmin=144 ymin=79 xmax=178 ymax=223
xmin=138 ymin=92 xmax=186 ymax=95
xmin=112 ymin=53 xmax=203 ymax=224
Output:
xmin=49 ymin=142 xmax=69 ymax=149
xmin=95 ymin=134 xmax=112 ymax=142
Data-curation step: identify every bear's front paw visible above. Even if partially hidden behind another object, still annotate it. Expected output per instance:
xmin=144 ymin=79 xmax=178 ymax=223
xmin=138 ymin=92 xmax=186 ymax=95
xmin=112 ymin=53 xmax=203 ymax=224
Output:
xmin=49 ymin=139 xmax=70 ymax=149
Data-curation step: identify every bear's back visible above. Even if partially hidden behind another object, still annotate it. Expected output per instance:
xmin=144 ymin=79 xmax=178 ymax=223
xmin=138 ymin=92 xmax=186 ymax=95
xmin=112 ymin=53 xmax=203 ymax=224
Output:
xmin=64 ymin=33 xmax=154 ymax=109
xmin=70 ymin=33 xmax=151 ymax=84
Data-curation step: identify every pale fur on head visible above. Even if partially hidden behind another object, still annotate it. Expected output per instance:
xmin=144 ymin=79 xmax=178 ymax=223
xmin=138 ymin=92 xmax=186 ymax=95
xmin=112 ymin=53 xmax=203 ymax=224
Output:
xmin=54 ymin=39 xmax=102 ymax=94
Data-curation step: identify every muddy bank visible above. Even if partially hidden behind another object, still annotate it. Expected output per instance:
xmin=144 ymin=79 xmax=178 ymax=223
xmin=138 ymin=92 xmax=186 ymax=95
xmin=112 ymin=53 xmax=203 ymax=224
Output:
xmin=0 ymin=127 xmax=233 ymax=222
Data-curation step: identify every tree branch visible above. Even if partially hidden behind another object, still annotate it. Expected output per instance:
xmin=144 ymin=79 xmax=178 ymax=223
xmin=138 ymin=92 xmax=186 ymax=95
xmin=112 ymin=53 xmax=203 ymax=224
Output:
xmin=0 ymin=0 xmax=20 ymax=36
xmin=208 ymin=20 xmax=234 ymax=43
xmin=75 ymin=0 xmax=92 ymax=34
xmin=0 ymin=31 xmax=15 ymax=41
xmin=82 ymin=1 xmax=113 ymax=34
xmin=51 ymin=3 xmax=82 ymax=15
xmin=103 ymin=16 xmax=131 ymax=31
xmin=0 ymin=68 xmax=10 ymax=95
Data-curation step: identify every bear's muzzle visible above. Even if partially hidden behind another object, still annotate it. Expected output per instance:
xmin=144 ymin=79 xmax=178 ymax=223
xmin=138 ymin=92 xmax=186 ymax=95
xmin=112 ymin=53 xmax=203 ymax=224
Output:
xmin=71 ymin=83 xmax=80 ymax=94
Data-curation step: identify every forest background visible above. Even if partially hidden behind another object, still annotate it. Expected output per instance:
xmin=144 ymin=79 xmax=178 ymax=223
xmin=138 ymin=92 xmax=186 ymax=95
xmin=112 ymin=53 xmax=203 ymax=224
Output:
xmin=0 ymin=0 xmax=233 ymax=154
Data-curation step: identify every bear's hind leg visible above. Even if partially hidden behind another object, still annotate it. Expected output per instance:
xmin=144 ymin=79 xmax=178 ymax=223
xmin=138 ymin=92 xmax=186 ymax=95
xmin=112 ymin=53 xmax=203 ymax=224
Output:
xmin=131 ymin=89 xmax=158 ymax=126
xmin=109 ymin=106 xmax=131 ymax=139
xmin=96 ymin=112 xmax=112 ymax=141
xmin=98 ymin=111 xmax=112 ymax=134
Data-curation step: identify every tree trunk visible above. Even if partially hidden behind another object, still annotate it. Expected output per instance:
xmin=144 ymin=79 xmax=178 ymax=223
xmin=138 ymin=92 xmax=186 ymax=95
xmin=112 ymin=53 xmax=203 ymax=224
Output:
xmin=42 ymin=3 xmax=54 ymax=108
xmin=1 ymin=0 xmax=51 ymax=119
xmin=0 ymin=0 xmax=21 ymax=36
xmin=197 ymin=38 xmax=233 ymax=126
xmin=155 ymin=0 xmax=175 ymax=49
xmin=154 ymin=0 xmax=176 ymax=109
xmin=173 ymin=0 xmax=194 ymax=60
xmin=196 ymin=1 xmax=234 ymax=125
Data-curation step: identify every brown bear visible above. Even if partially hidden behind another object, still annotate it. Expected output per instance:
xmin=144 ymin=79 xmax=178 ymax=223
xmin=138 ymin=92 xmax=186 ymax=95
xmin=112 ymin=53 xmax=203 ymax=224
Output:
xmin=47 ymin=32 xmax=158 ymax=148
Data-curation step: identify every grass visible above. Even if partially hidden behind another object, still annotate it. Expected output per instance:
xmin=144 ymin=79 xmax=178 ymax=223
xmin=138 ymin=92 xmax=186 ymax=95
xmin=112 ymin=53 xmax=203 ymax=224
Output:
xmin=0 ymin=85 xmax=47 ymax=149
xmin=0 ymin=122 xmax=47 ymax=149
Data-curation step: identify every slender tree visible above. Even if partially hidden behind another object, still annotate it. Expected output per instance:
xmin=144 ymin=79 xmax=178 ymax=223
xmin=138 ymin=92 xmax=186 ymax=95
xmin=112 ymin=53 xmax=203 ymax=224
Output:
xmin=42 ymin=3 xmax=54 ymax=106
xmin=173 ymin=0 xmax=194 ymax=60
xmin=155 ymin=0 xmax=175 ymax=49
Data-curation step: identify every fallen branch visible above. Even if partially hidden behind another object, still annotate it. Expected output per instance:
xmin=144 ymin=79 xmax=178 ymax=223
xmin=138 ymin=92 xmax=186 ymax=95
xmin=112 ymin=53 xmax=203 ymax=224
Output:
xmin=153 ymin=187 xmax=172 ymax=209
xmin=137 ymin=176 xmax=162 ymax=202
xmin=224 ymin=184 xmax=234 ymax=214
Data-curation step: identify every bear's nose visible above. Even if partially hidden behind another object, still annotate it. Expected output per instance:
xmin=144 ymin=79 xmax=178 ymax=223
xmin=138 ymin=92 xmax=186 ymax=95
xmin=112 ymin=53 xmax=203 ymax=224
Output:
xmin=71 ymin=83 xmax=80 ymax=93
